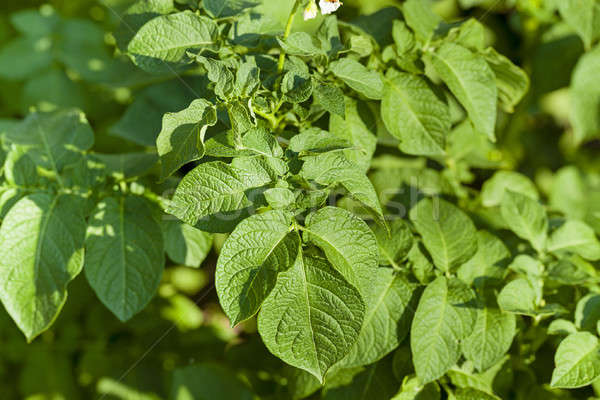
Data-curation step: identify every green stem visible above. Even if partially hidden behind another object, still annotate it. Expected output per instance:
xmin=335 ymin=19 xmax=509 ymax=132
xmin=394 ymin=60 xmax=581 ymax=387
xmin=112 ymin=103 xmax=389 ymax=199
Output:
xmin=277 ymin=0 xmax=302 ymax=73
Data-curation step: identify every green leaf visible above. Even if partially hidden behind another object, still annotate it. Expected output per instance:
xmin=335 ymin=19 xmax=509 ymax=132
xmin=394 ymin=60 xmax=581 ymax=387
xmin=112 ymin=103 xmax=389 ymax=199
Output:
xmin=157 ymin=99 xmax=217 ymax=180
xmin=329 ymin=58 xmax=384 ymax=100
xmin=6 ymin=109 xmax=94 ymax=175
xmin=0 ymin=36 xmax=53 ymax=80
xmin=381 ymin=71 xmax=449 ymax=156
xmin=403 ymin=0 xmax=442 ymax=43
xmin=235 ymin=59 xmax=260 ymax=98
xmin=194 ymin=56 xmax=235 ymax=99
xmin=551 ymin=332 xmax=600 ymax=388
xmin=409 ymin=198 xmax=478 ymax=273
xmin=329 ymin=98 xmax=377 ymax=172
xmin=114 ymin=0 xmax=175 ymax=52
xmin=393 ymin=376 xmax=441 ymax=400
xmin=304 ymin=207 xmax=379 ymax=292
xmin=258 ymin=254 xmax=365 ymax=382
xmin=163 ymin=220 xmax=213 ymax=268
xmin=392 ymin=20 xmax=416 ymax=54
xmin=425 ymin=43 xmax=497 ymax=141
xmin=282 ymin=70 xmax=313 ymax=104
xmin=457 ymin=230 xmax=510 ymax=288
xmin=167 ymin=160 xmax=274 ymax=231
xmin=481 ymin=171 xmax=538 ymax=208
xmin=94 ymin=152 xmax=158 ymax=179
xmin=85 ymin=196 xmax=164 ymax=321
xmin=241 ymin=127 xmax=283 ymax=157
xmin=497 ymin=278 xmax=537 ymax=315
xmin=10 ymin=9 xmax=60 ymax=37
xmin=128 ymin=11 xmax=218 ymax=71
xmin=453 ymin=388 xmax=498 ymax=400
xmin=278 ymin=32 xmax=324 ymax=57
xmin=263 ymin=188 xmax=295 ymax=209
xmin=548 ymin=220 xmax=600 ymax=261
xmin=482 ymin=47 xmax=530 ymax=113
xmin=324 ymin=356 xmax=398 ymax=400
xmin=0 ymin=193 xmax=86 ymax=341
xmin=171 ymin=363 xmax=254 ymax=400
xmin=202 ymin=0 xmax=258 ymax=18
xmin=215 ymin=210 xmax=300 ymax=325
xmin=556 ymin=0 xmax=598 ymax=50
xmin=571 ymin=46 xmax=600 ymax=144
xmin=289 ymin=129 xmax=351 ymax=155
xmin=301 ymin=152 xmax=385 ymax=224
xmin=336 ymin=269 xmax=416 ymax=369
xmin=374 ymin=219 xmax=414 ymax=267
xmin=575 ymin=294 xmax=600 ymax=333
xmin=411 ymin=276 xmax=477 ymax=384
xmin=4 ymin=145 xmax=38 ymax=187
xmin=313 ymin=81 xmax=346 ymax=118
xmin=317 ymin=16 xmax=343 ymax=56
xmin=461 ymin=305 xmax=516 ymax=371
xmin=500 ymin=190 xmax=547 ymax=253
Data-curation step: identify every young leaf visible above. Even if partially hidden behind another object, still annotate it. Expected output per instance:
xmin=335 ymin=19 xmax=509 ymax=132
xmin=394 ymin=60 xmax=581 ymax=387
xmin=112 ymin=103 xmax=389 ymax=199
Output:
xmin=461 ymin=305 xmax=516 ymax=371
xmin=157 ymin=99 xmax=217 ymax=180
xmin=167 ymin=160 xmax=274 ymax=231
xmin=457 ymin=230 xmax=510 ymax=288
xmin=304 ymin=206 xmax=379 ymax=290
xmin=402 ymin=0 xmax=442 ymax=43
xmin=313 ymin=81 xmax=346 ymax=118
xmin=329 ymin=58 xmax=384 ymax=100
xmin=500 ymin=190 xmax=547 ymax=253
xmin=481 ymin=171 xmax=538 ymax=208
xmin=548 ymin=220 xmax=600 ymax=261
xmin=127 ymin=11 xmax=217 ymax=70
xmin=0 ymin=193 xmax=86 ymax=341
xmin=215 ymin=210 xmax=300 ymax=326
xmin=497 ymin=278 xmax=537 ymax=315
xmin=381 ymin=71 xmax=449 ymax=156
xmin=85 ymin=196 xmax=164 ymax=322
xmin=335 ymin=269 xmax=416 ymax=369
xmin=551 ymin=332 xmax=600 ymax=388
xmin=425 ymin=42 xmax=497 ymax=141
xmin=409 ymin=198 xmax=478 ymax=273
xmin=482 ymin=47 xmax=530 ymax=113
xmin=411 ymin=276 xmax=477 ymax=384
xmin=374 ymin=219 xmax=414 ymax=267
xmin=163 ymin=219 xmax=213 ymax=268
xmin=258 ymin=254 xmax=365 ymax=382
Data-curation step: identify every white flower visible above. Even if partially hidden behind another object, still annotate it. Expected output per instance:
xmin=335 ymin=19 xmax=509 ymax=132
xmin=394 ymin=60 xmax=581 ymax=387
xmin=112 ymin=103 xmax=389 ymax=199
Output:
xmin=319 ymin=0 xmax=342 ymax=15
xmin=303 ymin=1 xmax=319 ymax=20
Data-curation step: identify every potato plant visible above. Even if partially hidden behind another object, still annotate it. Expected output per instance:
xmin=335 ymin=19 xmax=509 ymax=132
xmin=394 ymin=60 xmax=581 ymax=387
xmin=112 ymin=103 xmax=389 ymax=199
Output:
xmin=1 ymin=0 xmax=600 ymax=399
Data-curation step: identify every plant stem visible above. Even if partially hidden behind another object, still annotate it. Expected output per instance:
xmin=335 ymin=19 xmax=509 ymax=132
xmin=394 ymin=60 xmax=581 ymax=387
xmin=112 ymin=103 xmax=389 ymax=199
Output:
xmin=277 ymin=0 xmax=302 ymax=73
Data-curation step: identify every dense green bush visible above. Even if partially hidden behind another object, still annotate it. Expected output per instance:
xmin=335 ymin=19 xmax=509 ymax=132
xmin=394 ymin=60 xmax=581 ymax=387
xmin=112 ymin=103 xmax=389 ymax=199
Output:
xmin=2 ymin=0 xmax=600 ymax=398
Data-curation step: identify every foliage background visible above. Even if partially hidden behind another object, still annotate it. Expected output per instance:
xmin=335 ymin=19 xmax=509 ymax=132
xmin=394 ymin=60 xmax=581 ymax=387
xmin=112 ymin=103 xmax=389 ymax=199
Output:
xmin=0 ymin=0 xmax=597 ymax=399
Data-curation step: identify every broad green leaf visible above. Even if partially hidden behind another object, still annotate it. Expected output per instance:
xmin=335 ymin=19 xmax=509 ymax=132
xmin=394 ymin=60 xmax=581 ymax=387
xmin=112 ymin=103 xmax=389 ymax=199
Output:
xmin=167 ymin=160 xmax=274 ymax=232
xmin=374 ymin=219 xmax=414 ymax=267
xmin=481 ymin=171 xmax=538 ymax=208
xmin=282 ymin=70 xmax=313 ymax=103
xmin=278 ymin=32 xmax=324 ymax=57
xmin=500 ymin=190 xmax=547 ymax=253
xmin=235 ymin=59 xmax=260 ymax=97
xmin=548 ymin=319 xmax=578 ymax=336
xmin=409 ymin=198 xmax=477 ymax=273
xmin=381 ymin=71 xmax=449 ymax=156
xmin=571 ymin=46 xmax=600 ymax=144
xmin=85 ymin=196 xmax=164 ymax=321
xmin=283 ymin=367 xmax=321 ymax=400
xmin=215 ymin=210 xmax=300 ymax=325
xmin=0 ymin=193 xmax=86 ymax=341
xmin=157 ymin=99 xmax=217 ymax=180
xmin=392 ymin=20 xmax=416 ymax=55
xmin=548 ymin=220 xmax=600 ymax=261
xmin=454 ymin=388 xmax=498 ymax=400
xmin=329 ymin=98 xmax=377 ymax=172
xmin=313 ymin=81 xmax=346 ymax=118
xmin=241 ymin=127 xmax=283 ymax=157
xmin=461 ymin=306 xmax=516 ymax=371
xmin=0 ymin=36 xmax=53 ymax=80
xmin=10 ymin=9 xmax=60 ymax=37
xmin=336 ymin=269 xmax=416 ymax=369
xmin=447 ymin=19 xmax=486 ymax=52
xmin=163 ymin=220 xmax=213 ymax=268
xmin=324 ymin=356 xmax=398 ymax=400
xmin=329 ymin=58 xmax=384 ymax=100
xmin=425 ymin=43 xmax=497 ymax=141
xmin=457 ymin=231 xmax=510 ymax=288
xmin=114 ymin=0 xmax=175 ymax=52
xmin=392 ymin=376 xmax=441 ymax=400
xmin=551 ymin=332 xmax=600 ymax=388
xmin=411 ymin=276 xmax=477 ymax=384
xmin=556 ymin=0 xmax=598 ymax=50
xmin=304 ymin=207 xmax=379 ymax=293
xmin=497 ymin=278 xmax=537 ymax=315
xmin=171 ymin=363 xmax=254 ymax=400
xmin=301 ymin=152 xmax=384 ymax=223
xmin=194 ymin=56 xmax=235 ymax=99
xmin=4 ymin=145 xmax=38 ymax=187
xmin=258 ymin=254 xmax=365 ymax=382
xmin=403 ymin=0 xmax=442 ymax=43
xmin=289 ymin=129 xmax=351 ymax=155
xmin=317 ymin=16 xmax=343 ymax=56
xmin=575 ymin=294 xmax=600 ymax=332
xmin=6 ymin=109 xmax=94 ymax=175
xmin=263 ymin=188 xmax=295 ymax=209
xmin=483 ymin=47 xmax=530 ymax=113
xmin=128 ymin=11 xmax=217 ymax=71
xmin=202 ymin=0 xmax=258 ymax=18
